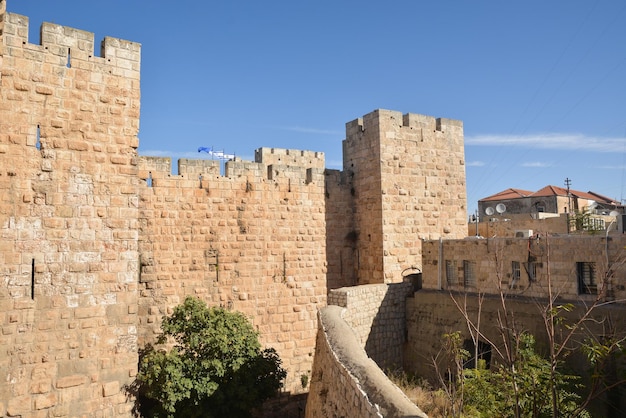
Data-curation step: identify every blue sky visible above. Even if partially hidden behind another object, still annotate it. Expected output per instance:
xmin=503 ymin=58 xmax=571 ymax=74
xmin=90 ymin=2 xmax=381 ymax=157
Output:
xmin=8 ymin=1 xmax=626 ymax=216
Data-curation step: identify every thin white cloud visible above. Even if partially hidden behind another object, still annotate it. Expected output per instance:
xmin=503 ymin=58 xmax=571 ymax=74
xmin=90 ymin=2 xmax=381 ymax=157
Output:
xmin=521 ymin=161 xmax=552 ymax=168
xmin=466 ymin=161 xmax=485 ymax=167
xmin=466 ymin=133 xmax=626 ymax=153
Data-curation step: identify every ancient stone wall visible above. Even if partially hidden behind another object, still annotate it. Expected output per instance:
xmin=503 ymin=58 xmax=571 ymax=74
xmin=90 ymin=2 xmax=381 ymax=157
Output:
xmin=0 ymin=1 xmax=4 ymax=77
xmin=0 ymin=2 xmax=472 ymax=416
xmin=0 ymin=7 xmax=140 ymax=417
xmin=343 ymin=110 xmax=467 ymax=284
xmin=137 ymin=152 xmax=328 ymax=394
xmin=324 ymin=168 xmax=357 ymax=290
xmin=306 ymin=306 xmax=426 ymax=418
xmin=327 ymin=283 xmax=413 ymax=370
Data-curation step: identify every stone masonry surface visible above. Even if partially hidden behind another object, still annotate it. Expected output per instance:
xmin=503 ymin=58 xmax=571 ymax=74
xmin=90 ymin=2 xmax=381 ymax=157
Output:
xmin=306 ymin=306 xmax=427 ymax=418
xmin=1 ymin=4 xmax=140 ymax=416
xmin=1 ymin=2 xmax=469 ymax=416
xmin=327 ymin=283 xmax=413 ymax=370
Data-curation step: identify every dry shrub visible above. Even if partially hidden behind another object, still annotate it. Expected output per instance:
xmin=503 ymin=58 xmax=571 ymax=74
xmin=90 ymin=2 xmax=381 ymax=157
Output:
xmin=386 ymin=370 xmax=450 ymax=417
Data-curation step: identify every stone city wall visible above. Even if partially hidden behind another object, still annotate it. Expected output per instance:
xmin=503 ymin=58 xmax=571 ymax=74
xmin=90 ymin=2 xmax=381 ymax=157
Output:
xmin=327 ymin=283 xmax=413 ymax=370
xmin=137 ymin=151 xmax=328 ymax=394
xmin=1 ymin=6 xmax=140 ymax=416
xmin=306 ymin=305 xmax=426 ymax=418
xmin=324 ymin=168 xmax=358 ymax=290
xmin=1 ymin=2 xmax=471 ymax=415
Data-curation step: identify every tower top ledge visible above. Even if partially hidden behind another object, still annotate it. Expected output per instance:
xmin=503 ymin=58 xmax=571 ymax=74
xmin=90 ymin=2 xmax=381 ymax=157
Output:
xmin=4 ymin=11 xmax=140 ymax=71
xmin=346 ymin=109 xmax=463 ymax=135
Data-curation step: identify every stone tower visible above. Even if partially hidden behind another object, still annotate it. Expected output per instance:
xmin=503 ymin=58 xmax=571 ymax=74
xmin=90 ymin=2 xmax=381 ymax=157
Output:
xmin=334 ymin=109 xmax=467 ymax=285
xmin=0 ymin=4 xmax=141 ymax=415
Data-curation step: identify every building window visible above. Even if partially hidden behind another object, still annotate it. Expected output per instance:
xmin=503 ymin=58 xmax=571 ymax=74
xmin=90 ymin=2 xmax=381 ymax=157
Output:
xmin=445 ymin=260 xmax=456 ymax=285
xmin=463 ymin=260 xmax=476 ymax=288
xmin=511 ymin=261 xmax=521 ymax=283
xmin=525 ymin=262 xmax=537 ymax=282
xmin=577 ymin=262 xmax=596 ymax=294
xmin=588 ymin=218 xmax=605 ymax=231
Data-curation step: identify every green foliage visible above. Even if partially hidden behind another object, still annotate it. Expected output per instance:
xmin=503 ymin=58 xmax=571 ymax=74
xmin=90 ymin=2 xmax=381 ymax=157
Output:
xmin=300 ymin=373 xmax=309 ymax=389
xmin=136 ymin=297 xmax=286 ymax=418
xmin=442 ymin=333 xmax=589 ymax=417
xmin=569 ymin=208 xmax=603 ymax=233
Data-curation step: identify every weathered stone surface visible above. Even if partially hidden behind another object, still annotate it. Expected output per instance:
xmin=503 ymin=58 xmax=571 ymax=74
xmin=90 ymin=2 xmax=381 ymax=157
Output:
xmin=0 ymin=2 xmax=470 ymax=417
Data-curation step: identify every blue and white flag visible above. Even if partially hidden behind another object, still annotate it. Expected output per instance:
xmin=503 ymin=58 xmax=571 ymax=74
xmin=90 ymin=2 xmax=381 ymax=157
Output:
xmin=198 ymin=147 xmax=235 ymax=160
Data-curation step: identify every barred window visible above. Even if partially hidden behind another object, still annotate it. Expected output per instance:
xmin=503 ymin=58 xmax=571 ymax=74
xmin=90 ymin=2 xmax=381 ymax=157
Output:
xmin=577 ymin=262 xmax=596 ymax=294
xmin=511 ymin=261 xmax=521 ymax=283
xmin=445 ymin=260 xmax=456 ymax=285
xmin=525 ymin=262 xmax=537 ymax=282
xmin=463 ymin=260 xmax=476 ymax=288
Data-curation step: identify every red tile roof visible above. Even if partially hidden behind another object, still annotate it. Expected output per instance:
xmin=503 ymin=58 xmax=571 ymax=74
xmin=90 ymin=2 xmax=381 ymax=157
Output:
xmin=479 ymin=188 xmax=533 ymax=202
xmin=481 ymin=185 xmax=618 ymax=205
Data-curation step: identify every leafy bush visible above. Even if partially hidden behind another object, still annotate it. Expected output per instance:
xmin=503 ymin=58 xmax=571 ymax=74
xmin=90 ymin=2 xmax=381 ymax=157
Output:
xmin=136 ymin=297 xmax=286 ymax=417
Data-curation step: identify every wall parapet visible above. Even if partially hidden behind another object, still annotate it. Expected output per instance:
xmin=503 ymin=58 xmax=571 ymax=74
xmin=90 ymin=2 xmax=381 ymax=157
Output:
xmin=4 ymin=12 xmax=140 ymax=74
xmin=138 ymin=147 xmax=326 ymax=189
xmin=306 ymin=306 xmax=427 ymax=418
xmin=327 ymin=282 xmax=413 ymax=369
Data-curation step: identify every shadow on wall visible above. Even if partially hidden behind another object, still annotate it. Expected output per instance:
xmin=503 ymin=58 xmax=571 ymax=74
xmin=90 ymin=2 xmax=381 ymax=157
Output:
xmin=364 ymin=282 xmax=416 ymax=371
xmin=323 ymin=169 xmax=358 ymax=290
xmin=306 ymin=305 xmax=427 ymax=418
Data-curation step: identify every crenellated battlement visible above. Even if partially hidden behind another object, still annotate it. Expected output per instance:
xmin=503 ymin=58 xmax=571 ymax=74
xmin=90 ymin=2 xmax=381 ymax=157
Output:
xmin=345 ymin=109 xmax=463 ymax=137
xmin=138 ymin=147 xmax=326 ymax=190
xmin=3 ymin=12 xmax=140 ymax=74
xmin=255 ymin=147 xmax=325 ymax=169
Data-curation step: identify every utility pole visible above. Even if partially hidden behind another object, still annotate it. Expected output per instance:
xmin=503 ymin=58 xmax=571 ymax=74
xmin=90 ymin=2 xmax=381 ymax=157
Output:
xmin=565 ymin=178 xmax=572 ymax=233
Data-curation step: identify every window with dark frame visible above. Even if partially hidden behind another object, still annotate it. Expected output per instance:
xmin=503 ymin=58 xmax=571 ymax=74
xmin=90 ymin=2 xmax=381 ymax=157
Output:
xmin=463 ymin=260 xmax=476 ymax=288
xmin=445 ymin=260 xmax=456 ymax=285
xmin=577 ymin=262 xmax=596 ymax=294
xmin=511 ymin=261 xmax=521 ymax=284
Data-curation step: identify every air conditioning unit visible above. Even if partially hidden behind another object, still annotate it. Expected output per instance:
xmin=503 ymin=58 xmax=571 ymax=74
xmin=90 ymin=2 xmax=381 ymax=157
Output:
xmin=515 ymin=230 xmax=533 ymax=238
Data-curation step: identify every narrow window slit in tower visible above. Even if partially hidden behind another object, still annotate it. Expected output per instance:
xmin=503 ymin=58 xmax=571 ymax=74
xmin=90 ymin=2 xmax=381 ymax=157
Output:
xmin=147 ymin=172 xmax=153 ymax=187
xmin=66 ymin=48 xmax=71 ymax=68
xmin=36 ymin=125 xmax=41 ymax=150
xmin=199 ymin=174 xmax=203 ymax=189
xmin=31 ymin=259 xmax=35 ymax=300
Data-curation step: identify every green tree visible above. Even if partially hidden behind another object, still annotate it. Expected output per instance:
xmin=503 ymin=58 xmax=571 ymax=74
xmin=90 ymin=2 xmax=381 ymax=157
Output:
xmin=461 ymin=333 xmax=587 ymax=418
xmin=436 ymin=235 xmax=626 ymax=417
xmin=136 ymin=297 xmax=286 ymax=418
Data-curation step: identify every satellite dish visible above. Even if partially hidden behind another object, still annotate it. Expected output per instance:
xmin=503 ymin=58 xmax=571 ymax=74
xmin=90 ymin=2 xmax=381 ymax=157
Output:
xmin=610 ymin=210 xmax=620 ymax=217
xmin=485 ymin=207 xmax=495 ymax=216
xmin=496 ymin=203 xmax=507 ymax=214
